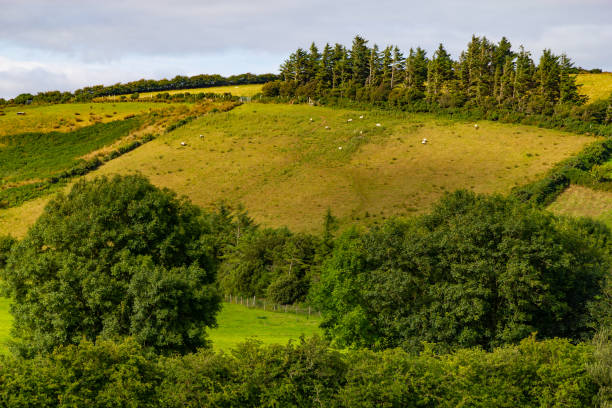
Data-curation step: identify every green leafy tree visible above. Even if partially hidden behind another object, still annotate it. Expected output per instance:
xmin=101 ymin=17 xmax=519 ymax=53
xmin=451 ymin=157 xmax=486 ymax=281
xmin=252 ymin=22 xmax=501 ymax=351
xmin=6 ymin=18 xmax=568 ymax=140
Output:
xmin=313 ymin=191 xmax=608 ymax=351
xmin=2 ymin=175 xmax=221 ymax=355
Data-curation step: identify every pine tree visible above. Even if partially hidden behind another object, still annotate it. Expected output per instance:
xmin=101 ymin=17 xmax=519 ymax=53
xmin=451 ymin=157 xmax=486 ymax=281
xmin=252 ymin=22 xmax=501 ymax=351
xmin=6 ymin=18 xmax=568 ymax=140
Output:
xmin=537 ymin=49 xmax=561 ymax=105
xmin=381 ymin=46 xmax=393 ymax=86
xmin=404 ymin=47 xmax=428 ymax=92
xmin=559 ymin=54 xmax=583 ymax=104
xmin=426 ymin=44 xmax=454 ymax=102
xmin=391 ymin=46 xmax=405 ymax=88
xmin=316 ymin=43 xmax=334 ymax=88
xmin=513 ymin=46 xmax=535 ymax=109
xmin=351 ymin=35 xmax=370 ymax=86
xmin=306 ymin=42 xmax=321 ymax=83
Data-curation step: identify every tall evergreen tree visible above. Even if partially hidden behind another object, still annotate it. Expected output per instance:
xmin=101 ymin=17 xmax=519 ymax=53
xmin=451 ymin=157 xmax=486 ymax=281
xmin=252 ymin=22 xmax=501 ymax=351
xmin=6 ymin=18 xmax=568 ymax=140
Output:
xmin=351 ymin=36 xmax=370 ymax=86
xmin=559 ymin=54 xmax=583 ymax=104
xmin=391 ymin=46 xmax=405 ymax=88
xmin=404 ymin=47 xmax=428 ymax=92
xmin=426 ymin=43 xmax=454 ymax=102
xmin=366 ymin=44 xmax=381 ymax=87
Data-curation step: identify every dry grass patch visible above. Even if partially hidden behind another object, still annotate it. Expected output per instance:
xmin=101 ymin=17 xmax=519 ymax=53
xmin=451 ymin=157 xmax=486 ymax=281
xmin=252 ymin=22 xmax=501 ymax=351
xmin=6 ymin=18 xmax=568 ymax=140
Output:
xmin=576 ymin=73 xmax=612 ymax=102
xmin=548 ymin=185 xmax=612 ymax=227
xmin=0 ymin=102 xmax=171 ymax=136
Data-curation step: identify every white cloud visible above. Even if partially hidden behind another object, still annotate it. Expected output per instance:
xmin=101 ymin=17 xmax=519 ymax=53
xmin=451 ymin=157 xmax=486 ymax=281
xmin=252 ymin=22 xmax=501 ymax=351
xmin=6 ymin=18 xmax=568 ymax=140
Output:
xmin=0 ymin=0 xmax=610 ymax=98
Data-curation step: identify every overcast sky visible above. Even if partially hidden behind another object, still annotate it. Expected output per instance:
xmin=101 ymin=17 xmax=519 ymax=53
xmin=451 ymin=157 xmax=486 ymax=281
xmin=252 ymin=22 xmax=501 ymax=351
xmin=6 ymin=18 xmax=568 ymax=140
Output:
xmin=1 ymin=0 xmax=611 ymax=99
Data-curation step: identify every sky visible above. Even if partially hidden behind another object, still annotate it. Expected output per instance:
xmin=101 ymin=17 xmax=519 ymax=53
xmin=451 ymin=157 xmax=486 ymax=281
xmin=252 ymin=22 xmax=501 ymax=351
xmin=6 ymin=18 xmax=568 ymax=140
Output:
xmin=1 ymin=0 xmax=611 ymax=99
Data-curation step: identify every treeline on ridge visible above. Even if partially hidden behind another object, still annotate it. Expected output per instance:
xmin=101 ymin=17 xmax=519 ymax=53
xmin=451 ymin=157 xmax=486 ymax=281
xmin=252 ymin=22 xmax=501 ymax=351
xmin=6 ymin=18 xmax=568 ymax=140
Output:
xmin=262 ymin=35 xmax=612 ymax=129
xmin=1 ymin=72 xmax=278 ymax=105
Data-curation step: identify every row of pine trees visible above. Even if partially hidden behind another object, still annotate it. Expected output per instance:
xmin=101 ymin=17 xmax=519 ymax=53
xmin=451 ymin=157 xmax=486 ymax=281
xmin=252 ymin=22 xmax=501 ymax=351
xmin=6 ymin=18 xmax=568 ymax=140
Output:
xmin=275 ymin=35 xmax=584 ymax=112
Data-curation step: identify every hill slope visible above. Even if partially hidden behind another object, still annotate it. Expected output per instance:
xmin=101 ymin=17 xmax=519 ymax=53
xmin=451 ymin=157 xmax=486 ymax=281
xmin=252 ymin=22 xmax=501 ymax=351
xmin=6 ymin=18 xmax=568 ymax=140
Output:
xmin=0 ymin=103 xmax=596 ymax=235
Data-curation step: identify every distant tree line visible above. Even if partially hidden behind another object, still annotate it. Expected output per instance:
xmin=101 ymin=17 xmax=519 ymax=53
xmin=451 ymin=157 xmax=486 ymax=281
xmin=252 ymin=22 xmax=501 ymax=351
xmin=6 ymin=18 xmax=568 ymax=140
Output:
xmin=262 ymin=35 xmax=612 ymax=127
xmin=0 ymin=72 xmax=278 ymax=105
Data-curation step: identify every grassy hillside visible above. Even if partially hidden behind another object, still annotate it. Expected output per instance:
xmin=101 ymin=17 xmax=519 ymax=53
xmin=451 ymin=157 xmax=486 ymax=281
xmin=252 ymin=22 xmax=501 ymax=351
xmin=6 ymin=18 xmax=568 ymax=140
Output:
xmin=0 ymin=103 xmax=595 ymax=235
xmin=576 ymin=72 xmax=612 ymax=102
xmin=90 ymin=103 xmax=593 ymax=232
xmin=0 ymin=102 xmax=165 ymax=136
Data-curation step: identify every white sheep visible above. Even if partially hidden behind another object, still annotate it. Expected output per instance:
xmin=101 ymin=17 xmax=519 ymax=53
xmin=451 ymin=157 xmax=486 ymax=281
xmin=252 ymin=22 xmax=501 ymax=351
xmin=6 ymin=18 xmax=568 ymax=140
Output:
xmin=310 ymin=118 xmax=313 ymax=122
xmin=474 ymin=124 xmax=479 ymax=129
xmin=181 ymin=142 xmax=187 ymax=146
xmin=347 ymin=118 xmax=353 ymax=122
xmin=376 ymin=123 xmax=381 ymax=127
xmin=199 ymin=134 xmax=204 ymax=138
xmin=422 ymin=138 xmax=428 ymax=144
xmin=325 ymin=126 xmax=330 ymax=129
xmin=338 ymin=146 xmax=343 ymax=150
xmin=359 ymin=115 xmax=364 ymax=119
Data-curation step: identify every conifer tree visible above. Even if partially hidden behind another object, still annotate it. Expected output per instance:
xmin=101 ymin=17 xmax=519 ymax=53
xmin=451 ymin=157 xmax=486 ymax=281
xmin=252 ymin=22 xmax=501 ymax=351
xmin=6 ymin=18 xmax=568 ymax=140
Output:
xmin=426 ymin=44 xmax=454 ymax=102
xmin=351 ymin=36 xmax=370 ymax=86
xmin=537 ymin=49 xmax=561 ymax=105
xmin=404 ymin=47 xmax=428 ymax=92
xmin=391 ymin=46 xmax=405 ymax=88
xmin=316 ymin=43 xmax=334 ymax=88
xmin=381 ymin=46 xmax=393 ymax=86
xmin=559 ymin=54 xmax=582 ymax=104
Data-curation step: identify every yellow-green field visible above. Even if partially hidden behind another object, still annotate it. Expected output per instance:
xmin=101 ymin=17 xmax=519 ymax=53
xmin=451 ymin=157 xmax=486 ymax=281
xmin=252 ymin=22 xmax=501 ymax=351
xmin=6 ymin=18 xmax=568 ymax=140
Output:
xmin=548 ymin=185 xmax=612 ymax=227
xmin=0 ymin=102 xmax=167 ymax=136
xmin=134 ymin=84 xmax=263 ymax=99
xmin=209 ymin=302 xmax=321 ymax=352
xmin=576 ymin=72 xmax=612 ymax=102
xmin=0 ymin=103 xmax=593 ymax=237
xmin=0 ymin=300 xmax=321 ymax=354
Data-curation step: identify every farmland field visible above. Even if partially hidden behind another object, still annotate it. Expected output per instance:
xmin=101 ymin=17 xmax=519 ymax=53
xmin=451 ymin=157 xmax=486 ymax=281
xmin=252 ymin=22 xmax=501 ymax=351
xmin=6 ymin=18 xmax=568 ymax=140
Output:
xmin=576 ymin=72 xmax=612 ymax=102
xmin=131 ymin=83 xmax=263 ymax=99
xmin=0 ymin=103 xmax=596 ymax=236
xmin=0 ymin=102 xmax=166 ymax=136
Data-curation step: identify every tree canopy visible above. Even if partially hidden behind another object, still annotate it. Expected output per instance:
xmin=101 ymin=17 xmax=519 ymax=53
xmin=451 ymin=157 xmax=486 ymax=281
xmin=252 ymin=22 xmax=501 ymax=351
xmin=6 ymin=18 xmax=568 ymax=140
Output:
xmin=1 ymin=175 xmax=222 ymax=355
xmin=312 ymin=190 xmax=609 ymax=351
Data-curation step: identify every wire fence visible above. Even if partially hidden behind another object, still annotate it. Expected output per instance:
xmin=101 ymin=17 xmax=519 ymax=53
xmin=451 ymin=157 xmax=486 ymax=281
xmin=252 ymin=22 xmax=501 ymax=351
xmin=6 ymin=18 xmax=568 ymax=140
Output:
xmin=224 ymin=294 xmax=321 ymax=319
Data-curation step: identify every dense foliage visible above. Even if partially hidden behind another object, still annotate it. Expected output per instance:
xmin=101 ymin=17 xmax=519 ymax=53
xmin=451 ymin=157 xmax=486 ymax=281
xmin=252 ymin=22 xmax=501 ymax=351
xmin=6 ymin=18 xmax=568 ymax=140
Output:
xmin=0 ymin=335 xmax=598 ymax=407
xmin=267 ymin=35 xmax=612 ymax=131
xmin=1 ymin=175 xmax=222 ymax=355
xmin=312 ymin=191 xmax=609 ymax=351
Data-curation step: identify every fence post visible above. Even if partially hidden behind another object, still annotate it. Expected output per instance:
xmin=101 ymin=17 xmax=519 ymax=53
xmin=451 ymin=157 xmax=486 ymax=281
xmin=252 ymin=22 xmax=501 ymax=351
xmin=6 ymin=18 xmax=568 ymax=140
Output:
xmin=284 ymin=304 xmax=287 ymax=313
xmin=264 ymin=301 xmax=266 ymax=311
xmin=308 ymin=306 xmax=311 ymax=319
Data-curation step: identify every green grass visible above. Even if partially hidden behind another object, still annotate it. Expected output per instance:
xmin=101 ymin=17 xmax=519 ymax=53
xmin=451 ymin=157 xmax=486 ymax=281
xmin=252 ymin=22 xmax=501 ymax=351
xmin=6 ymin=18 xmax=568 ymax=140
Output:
xmin=576 ymin=73 xmax=612 ymax=102
xmin=0 ymin=118 xmax=141 ymax=184
xmin=0 ymin=300 xmax=321 ymax=354
xmin=0 ymin=102 xmax=164 ymax=136
xmin=85 ymin=103 xmax=593 ymax=233
xmin=209 ymin=302 xmax=322 ymax=352
xmin=548 ymin=185 xmax=612 ymax=227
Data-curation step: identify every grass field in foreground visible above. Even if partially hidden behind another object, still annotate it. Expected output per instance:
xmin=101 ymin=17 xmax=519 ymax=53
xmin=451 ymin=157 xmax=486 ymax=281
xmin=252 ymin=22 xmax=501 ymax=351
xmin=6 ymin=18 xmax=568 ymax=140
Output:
xmin=209 ymin=302 xmax=322 ymax=352
xmin=135 ymin=84 xmax=263 ymax=99
xmin=0 ymin=102 xmax=166 ymax=136
xmin=548 ymin=185 xmax=612 ymax=227
xmin=575 ymin=72 xmax=612 ymax=102
xmin=0 ymin=300 xmax=321 ymax=354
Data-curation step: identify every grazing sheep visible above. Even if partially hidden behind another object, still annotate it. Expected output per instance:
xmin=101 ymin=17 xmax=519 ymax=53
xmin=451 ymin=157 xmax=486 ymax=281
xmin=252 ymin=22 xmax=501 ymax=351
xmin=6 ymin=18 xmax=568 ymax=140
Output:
xmin=347 ymin=118 xmax=353 ymax=122
xmin=474 ymin=124 xmax=479 ymax=129
xmin=181 ymin=142 xmax=186 ymax=146
xmin=376 ymin=123 xmax=381 ymax=127
xmin=338 ymin=146 xmax=343 ymax=150
xmin=199 ymin=134 xmax=204 ymax=138
xmin=325 ymin=126 xmax=330 ymax=129
xmin=422 ymin=138 xmax=428 ymax=144
xmin=359 ymin=115 xmax=364 ymax=119
xmin=310 ymin=118 xmax=313 ymax=122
